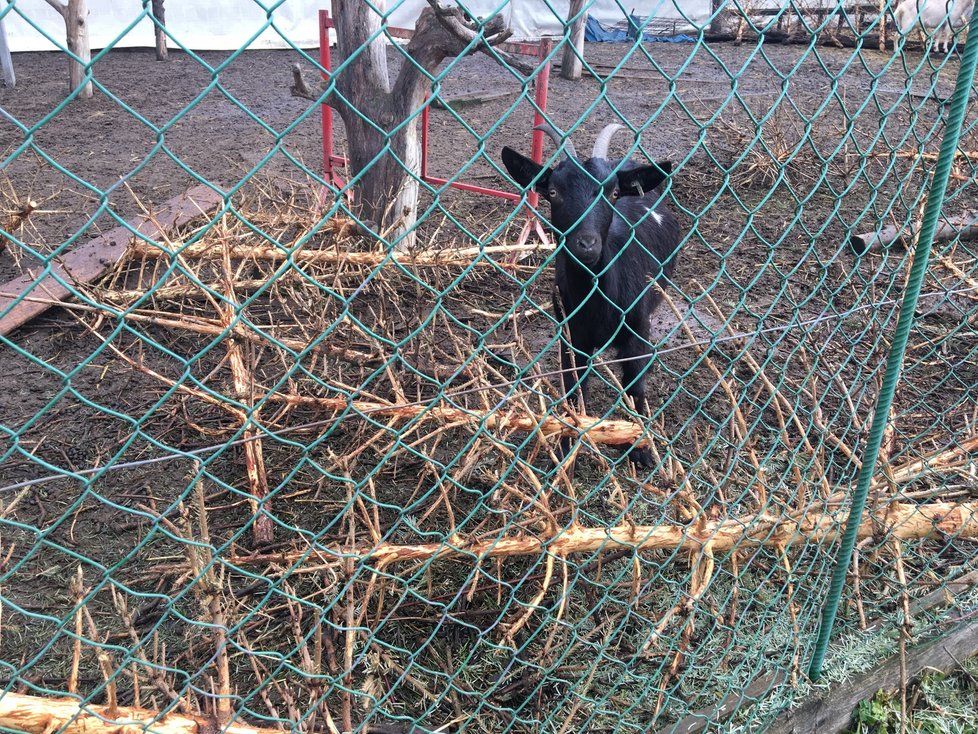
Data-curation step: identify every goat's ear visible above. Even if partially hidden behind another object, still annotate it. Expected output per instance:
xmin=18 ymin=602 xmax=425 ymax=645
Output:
xmin=502 ymin=146 xmax=551 ymax=193
xmin=617 ymin=161 xmax=672 ymax=197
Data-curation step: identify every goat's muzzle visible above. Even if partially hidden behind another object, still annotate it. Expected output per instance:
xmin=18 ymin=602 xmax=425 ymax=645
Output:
xmin=567 ymin=233 xmax=602 ymax=267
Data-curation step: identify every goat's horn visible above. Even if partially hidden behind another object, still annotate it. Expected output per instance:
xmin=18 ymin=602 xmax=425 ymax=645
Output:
xmin=533 ymin=123 xmax=577 ymax=160
xmin=591 ymin=123 xmax=627 ymax=160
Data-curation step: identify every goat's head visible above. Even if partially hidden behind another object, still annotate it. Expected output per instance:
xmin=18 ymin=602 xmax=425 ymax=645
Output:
xmin=502 ymin=123 xmax=671 ymax=267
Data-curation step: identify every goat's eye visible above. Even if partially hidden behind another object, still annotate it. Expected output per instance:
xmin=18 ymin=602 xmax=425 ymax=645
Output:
xmin=611 ymin=188 xmax=620 ymax=200
xmin=547 ymin=188 xmax=558 ymax=199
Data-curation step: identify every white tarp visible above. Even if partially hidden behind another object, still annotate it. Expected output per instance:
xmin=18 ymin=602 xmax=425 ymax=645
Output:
xmin=2 ymin=0 xmax=709 ymax=52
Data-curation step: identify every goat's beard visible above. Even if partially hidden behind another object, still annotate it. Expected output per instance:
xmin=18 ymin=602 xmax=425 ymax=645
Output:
xmin=564 ymin=244 xmax=601 ymax=269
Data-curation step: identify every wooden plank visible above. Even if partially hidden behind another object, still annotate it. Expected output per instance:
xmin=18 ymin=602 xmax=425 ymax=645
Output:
xmin=653 ymin=571 xmax=978 ymax=734
xmin=730 ymin=2 xmax=879 ymax=17
xmin=431 ymin=89 xmax=518 ymax=110
xmin=656 ymin=670 xmax=790 ymax=734
xmin=768 ymin=619 xmax=978 ymax=734
xmin=0 ymin=185 xmax=223 ymax=336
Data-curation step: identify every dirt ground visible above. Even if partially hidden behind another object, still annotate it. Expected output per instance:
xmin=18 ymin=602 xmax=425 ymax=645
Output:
xmin=1 ymin=32 xmax=977 ymax=733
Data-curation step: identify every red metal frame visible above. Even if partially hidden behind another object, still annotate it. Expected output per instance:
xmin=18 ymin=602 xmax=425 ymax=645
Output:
xmin=318 ymin=13 xmax=346 ymax=192
xmin=318 ymin=9 xmax=551 ymax=246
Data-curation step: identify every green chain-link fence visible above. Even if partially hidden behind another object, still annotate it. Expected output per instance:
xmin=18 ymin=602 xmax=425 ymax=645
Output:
xmin=1 ymin=0 xmax=977 ymax=731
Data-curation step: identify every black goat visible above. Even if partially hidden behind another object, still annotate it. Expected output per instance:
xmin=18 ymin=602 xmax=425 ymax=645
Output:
xmin=501 ymin=123 xmax=681 ymax=467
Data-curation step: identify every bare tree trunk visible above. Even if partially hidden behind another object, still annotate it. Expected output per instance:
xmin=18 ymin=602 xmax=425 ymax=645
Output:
xmin=331 ymin=0 xmax=415 ymax=249
xmin=0 ymin=17 xmax=15 ymax=88
xmin=561 ymin=0 xmax=588 ymax=81
xmin=44 ymin=0 xmax=92 ymax=98
xmin=151 ymin=0 xmax=167 ymax=61
xmin=329 ymin=0 xmax=531 ymax=251
xmin=710 ymin=0 xmax=724 ymax=35
xmin=879 ymin=0 xmax=888 ymax=51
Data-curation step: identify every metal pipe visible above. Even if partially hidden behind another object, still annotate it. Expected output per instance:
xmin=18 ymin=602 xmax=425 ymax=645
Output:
xmin=808 ymin=29 xmax=978 ymax=681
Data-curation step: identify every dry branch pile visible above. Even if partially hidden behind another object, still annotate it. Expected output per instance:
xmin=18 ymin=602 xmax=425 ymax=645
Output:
xmin=3 ymin=172 xmax=977 ymax=734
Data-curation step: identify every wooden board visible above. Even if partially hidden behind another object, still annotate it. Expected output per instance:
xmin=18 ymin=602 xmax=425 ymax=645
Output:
xmin=0 ymin=185 xmax=223 ymax=336
xmin=431 ymin=89 xmax=518 ymax=110
xmin=768 ymin=619 xmax=978 ymax=734
xmin=653 ymin=571 xmax=978 ymax=734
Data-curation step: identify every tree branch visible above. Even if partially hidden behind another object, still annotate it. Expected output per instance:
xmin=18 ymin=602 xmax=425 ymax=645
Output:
xmin=290 ymin=62 xmax=318 ymax=101
xmin=290 ymin=4 xmax=537 ymax=109
xmin=396 ymin=5 xmax=535 ymax=103
xmin=419 ymin=0 xmax=536 ymax=76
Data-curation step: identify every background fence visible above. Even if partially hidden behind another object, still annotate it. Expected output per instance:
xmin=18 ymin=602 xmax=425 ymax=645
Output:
xmin=1 ymin=0 xmax=978 ymax=732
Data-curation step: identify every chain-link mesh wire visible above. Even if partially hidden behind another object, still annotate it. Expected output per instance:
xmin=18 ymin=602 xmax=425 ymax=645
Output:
xmin=1 ymin=0 xmax=977 ymax=731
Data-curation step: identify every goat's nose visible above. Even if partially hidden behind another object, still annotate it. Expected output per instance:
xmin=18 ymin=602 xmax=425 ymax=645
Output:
xmin=575 ymin=234 xmax=600 ymax=254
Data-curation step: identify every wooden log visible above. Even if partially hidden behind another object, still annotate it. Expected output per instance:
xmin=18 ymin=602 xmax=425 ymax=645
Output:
xmin=709 ymin=0 xmax=725 ymax=35
xmin=560 ymin=0 xmax=587 ymax=80
xmin=0 ymin=692 xmax=280 ymax=734
xmin=230 ymin=499 xmax=978 ymax=569
xmin=0 ymin=692 xmax=427 ymax=734
xmin=65 ymin=0 xmax=90 ymax=96
xmin=850 ymin=213 xmax=978 ymax=254
xmin=0 ymin=185 xmax=223 ymax=336
xmin=703 ymin=29 xmax=872 ymax=48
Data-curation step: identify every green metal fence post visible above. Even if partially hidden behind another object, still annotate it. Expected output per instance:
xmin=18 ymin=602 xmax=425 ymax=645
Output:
xmin=808 ymin=33 xmax=978 ymax=682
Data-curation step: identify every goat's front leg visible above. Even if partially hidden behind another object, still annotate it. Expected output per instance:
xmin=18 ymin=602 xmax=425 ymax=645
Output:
xmin=557 ymin=336 xmax=590 ymax=463
xmin=620 ymin=335 xmax=654 ymax=468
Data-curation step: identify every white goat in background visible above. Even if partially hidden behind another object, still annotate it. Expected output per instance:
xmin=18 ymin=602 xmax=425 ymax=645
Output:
xmin=893 ymin=0 xmax=975 ymax=53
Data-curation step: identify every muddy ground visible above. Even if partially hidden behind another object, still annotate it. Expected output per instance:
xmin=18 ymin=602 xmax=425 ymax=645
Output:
xmin=1 ymin=32 xmax=977 ymax=734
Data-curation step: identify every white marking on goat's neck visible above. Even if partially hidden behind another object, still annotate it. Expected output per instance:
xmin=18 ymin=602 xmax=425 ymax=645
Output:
xmin=646 ymin=207 xmax=663 ymax=225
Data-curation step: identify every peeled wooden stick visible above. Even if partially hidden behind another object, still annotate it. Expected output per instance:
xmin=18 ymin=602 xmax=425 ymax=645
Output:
xmin=130 ymin=237 xmax=556 ymax=265
xmin=886 ymin=150 xmax=978 ymax=162
xmin=886 ymin=434 xmax=978 ymax=486
xmin=0 ymin=291 xmax=373 ymax=362
xmin=219 ymin=238 xmax=273 ymax=545
xmin=230 ymin=499 xmax=978 ymax=569
xmin=934 ymin=254 xmax=978 ymax=297
xmin=267 ymin=392 xmax=653 ymax=450
xmin=0 ymin=692 xmax=276 ymax=734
